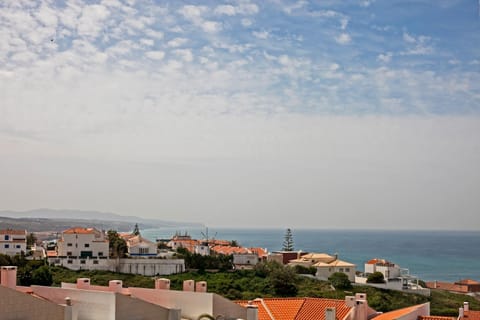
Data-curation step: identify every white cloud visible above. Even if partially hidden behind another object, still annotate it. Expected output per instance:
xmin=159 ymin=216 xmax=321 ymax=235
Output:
xmin=77 ymin=4 xmax=110 ymax=38
xmin=201 ymin=21 xmax=222 ymax=33
xmin=36 ymin=4 xmax=58 ymax=28
xmin=401 ymin=32 xmax=434 ymax=55
xmin=241 ymin=18 xmax=253 ymax=27
xmin=167 ymin=37 xmax=188 ymax=48
xmin=214 ymin=5 xmax=236 ymax=16
xmin=140 ymin=38 xmax=154 ymax=46
xmin=252 ymin=30 xmax=269 ymax=39
xmin=283 ymin=1 xmax=308 ymax=15
xmin=174 ymin=49 xmax=193 ymax=62
xmin=377 ymin=52 xmax=392 ymax=63
xmin=145 ymin=51 xmax=165 ymax=60
xmin=335 ymin=33 xmax=351 ymax=44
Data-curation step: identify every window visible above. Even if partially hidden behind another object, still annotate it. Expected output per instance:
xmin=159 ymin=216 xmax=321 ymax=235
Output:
xmin=345 ymin=268 xmax=350 ymax=272
xmin=4 ymin=244 xmax=9 ymax=248
xmin=4 ymin=235 xmax=9 ymax=240
xmin=84 ymin=243 xmax=90 ymax=248
xmin=16 ymin=245 xmax=21 ymax=249
xmin=93 ymin=260 xmax=99 ymax=264
xmin=80 ymin=260 xmax=86 ymax=264
xmin=139 ymin=247 xmax=149 ymax=254
xmin=67 ymin=260 xmax=73 ymax=264
xmin=67 ymin=251 xmax=72 ymax=256
xmin=339 ymin=268 xmax=344 ymax=272
xmin=328 ymin=267 xmax=332 ymax=272
xmin=98 ymin=252 xmax=103 ymax=256
xmin=67 ymin=243 xmax=72 ymax=247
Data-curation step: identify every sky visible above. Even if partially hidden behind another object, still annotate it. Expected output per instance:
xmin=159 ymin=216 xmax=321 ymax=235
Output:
xmin=0 ymin=0 xmax=479 ymax=230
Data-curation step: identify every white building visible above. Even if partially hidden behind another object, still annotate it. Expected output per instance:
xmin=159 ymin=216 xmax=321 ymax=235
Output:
xmin=364 ymin=258 xmax=401 ymax=279
xmin=57 ymin=227 xmax=109 ymax=258
xmin=314 ymin=259 xmax=357 ymax=282
xmin=0 ymin=229 xmax=27 ymax=256
xmin=122 ymin=234 xmax=158 ymax=257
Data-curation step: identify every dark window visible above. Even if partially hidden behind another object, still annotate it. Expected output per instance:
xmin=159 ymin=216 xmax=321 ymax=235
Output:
xmin=4 ymin=235 xmax=9 ymax=240
xmin=80 ymin=260 xmax=86 ymax=264
xmin=67 ymin=243 xmax=73 ymax=247
xmin=67 ymin=260 xmax=73 ymax=264
xmin=93 ymin=260 xmax=99 ymax=264
xmin=67 ymin=251 xmax=72 ymax=256
xmin=98 ymin=252 xmax=103 ymax=256
xmin=346 ymin=268 xmax=350 ymax=272
xmin=84 ymin=243 xmax=90 ymax=248
xmin=4 ymin=244 xmax=9 ymax=248
xmin=16 ymin=245 xmax=21 ymax=249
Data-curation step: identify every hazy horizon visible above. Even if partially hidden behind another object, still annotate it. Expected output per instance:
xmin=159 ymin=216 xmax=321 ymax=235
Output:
xmin=1 ymin=1 xmax=479 ymax=230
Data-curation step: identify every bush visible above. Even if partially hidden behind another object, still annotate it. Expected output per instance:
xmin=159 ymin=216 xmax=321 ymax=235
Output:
xmin=293 ymin=265 xmax=317 ymax=275
xmin=367 ymin=272 xmax=385 ymax=284
xmin=328 ymin=272 xmax=352 ymax=290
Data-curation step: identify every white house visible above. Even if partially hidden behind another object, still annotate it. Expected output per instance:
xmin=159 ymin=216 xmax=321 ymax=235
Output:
xmin=122 ymin=234 xmax=158 ymax=257
xmin=364 ymin=258 xmax=401 ymax=279
xmin=314 ymin=259 xmax=357 ymax=282
xmin=0 ymin=229 xmax=27 ymax=256
xmin=54 ymin=227 xmax=110 ymax=270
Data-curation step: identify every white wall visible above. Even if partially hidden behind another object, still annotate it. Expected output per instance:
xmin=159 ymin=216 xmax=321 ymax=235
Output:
xmin=316 ymin=266 xmax=356 ymax=282
xmin=58 ymin=232 xmax=108 ymax=259
xmin=117 ymin=259 xmax=185 ymax=276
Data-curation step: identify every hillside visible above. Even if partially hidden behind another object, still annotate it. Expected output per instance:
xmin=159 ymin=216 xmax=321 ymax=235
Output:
xmin=0 ymin=208 xmax=204 ymax=230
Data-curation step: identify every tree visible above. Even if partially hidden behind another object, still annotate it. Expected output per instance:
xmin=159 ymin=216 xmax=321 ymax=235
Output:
xmin=31 ymin=265 xmax=53 ymax=286
xmin=107 ymin=230 xmax=127 ymax=258
xmin=282 ymin=228 xmax=294 ymax=251
xmin=132 ymin=224 xmax=140 ymax=236
xmin=268 ymin=265 xmax=298 ymax=296
xmin=328 ymin=272 xmax=352 ymax=290
xmin=367 ymin=271 xmax=385 ymax=284
xmin=26 ymin=233 xmax=37 ymax=247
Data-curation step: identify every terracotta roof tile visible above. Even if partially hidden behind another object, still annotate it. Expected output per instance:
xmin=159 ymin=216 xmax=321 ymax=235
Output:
xmin=419 ymin=316 xmax=455 ymax=320
xmin=236 ymin=297 xmax=352 ymax=320
xmin=63 ymin=227 xmax=97 ymax=235
xmin=372 ymin=304 xmax=426 ymax=320
xmin=425 ymin=281 xmax=469 ymax=293
xmin=462 ymin=311 xmax=480 ymax=320
xmin=0 ymin=229 xmax=27 ymax=235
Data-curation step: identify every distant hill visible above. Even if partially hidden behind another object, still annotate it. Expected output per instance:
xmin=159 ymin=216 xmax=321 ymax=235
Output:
xmin=0 ymin=209 xmax=204 ymax=232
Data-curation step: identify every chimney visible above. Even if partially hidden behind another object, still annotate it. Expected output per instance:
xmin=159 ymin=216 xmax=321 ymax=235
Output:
xmin=464 ymin=302 xmax=469 ymax=312
xmin=459 ymin=307 xmax=464 ymax=318
xmin=196 ymin=281 xmax=207 ymax=292
xmin=76 ymin=278 xmax=91 ymax=289
xmin=355 ymin=293 xmax=367 ymax=300
xmin=345 ymin=296 xmax=356 ymax=308
xmin=326 ymin=307 xmax=336 ymax=320
xmin=109 ymin=280 xmax=123 ymax=293
xmin=1 ymin=266 xmax=17 ymax=289
xmin=64 ymin=297 xmax=73 ymax=320
xmin=183 ymin=279 xmax=195 ymax=292
xmin=155 ymin=278 xmax=171 ymax=290
xmin=247 ymin=301 xmax=258 ymax=320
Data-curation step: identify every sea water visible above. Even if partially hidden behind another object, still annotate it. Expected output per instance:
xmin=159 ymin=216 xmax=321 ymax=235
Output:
xmin=142 ymin=227 xmax=480 ymax=282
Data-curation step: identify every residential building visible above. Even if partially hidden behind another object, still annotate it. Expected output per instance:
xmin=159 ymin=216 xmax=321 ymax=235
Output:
xmin=0 ymin=229 xmax=27 ymax=256
xmin=315 ymin=259 xmax=357 ymax=282
xmin=288 ymin=252 xmax=356 ymax=282
xmin=372 ymin=303 xmax=430 ymax=320
xmin=236 ymin=293 xmax=377 ymax=320
xmin=426 ymin=279 xmax=480 ymax=294
xmin=364 ymin=258 xmax=401 ymax=279
xmin=57 ymin=227 xmax=109 ymax=258
xmin=0 ymin=266 xmax=257 ymax=320
xmin=121 ymin=234 xmax=158 ymax=257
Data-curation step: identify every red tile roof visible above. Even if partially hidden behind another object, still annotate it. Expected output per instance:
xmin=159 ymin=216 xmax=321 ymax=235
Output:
xmin=0 ymin=229 xmax=27 ymax=235
xmin=419 ymin=316 xmax=455 ymax=320
xmin=236 ymin=297 xmax=353 ymax=320
xmin=456 ymin=279 xmax=480 ymax=285
xmin=425 ymin=281 xmax=469 ymax=293
xmin=63 ymin=227 xmax=97 ymax=235
xmin=372 ymin=304 xmax=426 ymax=320
xmin=461 ymin=311 xmax=480 ymax=320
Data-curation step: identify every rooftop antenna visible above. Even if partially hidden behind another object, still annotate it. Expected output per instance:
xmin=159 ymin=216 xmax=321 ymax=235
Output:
xmin=200 ymin=227 xmax=217 ymax=245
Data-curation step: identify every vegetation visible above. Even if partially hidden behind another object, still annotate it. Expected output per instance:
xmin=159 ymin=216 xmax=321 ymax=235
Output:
xmin=175 ymin=248 xmax=233 ymax=272
xmin=293 ymin=264 xmax=317 ymax=276
xmin=26 ymin=232 xmax=37 ymax=247
xmin=328 ymin=272 xmax=352 ymax=290
xmin=107 ymin=230 xmax=127 ymax=258
xmin=367 ymin=271 xmax=385 ymax=283
xmin=132 ymin=223 xmax=140 ymax=236
xmin=2 ymin=252 xmax=480 ymax=316
xmin=282 ymin=228 xmax=294 ymax=251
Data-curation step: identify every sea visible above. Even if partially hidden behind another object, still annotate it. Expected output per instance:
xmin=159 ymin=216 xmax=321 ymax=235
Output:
xmin=142 ymin=228 xmax=480 ymax=282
